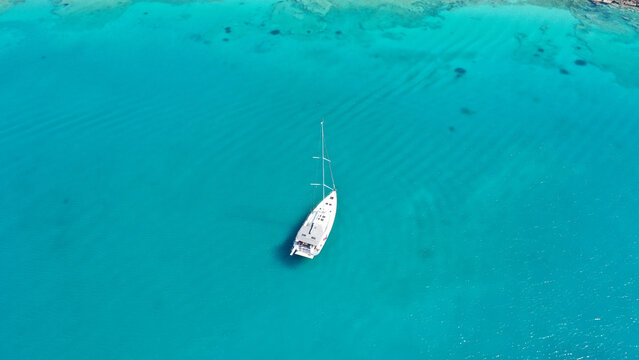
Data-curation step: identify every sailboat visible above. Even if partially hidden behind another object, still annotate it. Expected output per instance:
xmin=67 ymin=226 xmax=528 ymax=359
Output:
xmin=290 ymin=121 xmax=337 ymax=259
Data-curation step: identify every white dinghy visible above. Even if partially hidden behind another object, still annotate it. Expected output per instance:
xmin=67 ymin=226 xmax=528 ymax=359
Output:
xmin=290 ymin=121 xmax=337 ymax=259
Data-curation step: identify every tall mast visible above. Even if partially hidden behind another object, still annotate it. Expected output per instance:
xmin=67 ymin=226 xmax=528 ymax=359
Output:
xmin=321 ymin=120 xmax=325 ymax=199
xmin=310 ymin=120 xmax=334 ymax=195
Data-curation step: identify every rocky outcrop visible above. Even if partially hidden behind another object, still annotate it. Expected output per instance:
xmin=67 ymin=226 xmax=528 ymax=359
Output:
xmin=591 ymin=0 xmax=639 ymax=7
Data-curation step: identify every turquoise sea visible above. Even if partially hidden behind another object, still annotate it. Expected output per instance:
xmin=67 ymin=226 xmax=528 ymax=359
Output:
xmin=1 ymin=0 xmax=639 ymax=358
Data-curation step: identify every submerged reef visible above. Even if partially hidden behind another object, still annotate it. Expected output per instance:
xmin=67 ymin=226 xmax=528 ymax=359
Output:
xmin=268 ymin=0 xmax=639 ymax=39
xmin=0 ymin=0 xmax=24 ymax=14
xmin=591 ymin=0 xmax=639 ymax=7
xmin=454 ymin=67 xmax=467 ymax=78
xmin=1 ymin=0 xmax=638 ymax=86
xmin=1 ymin=0 xmax=638 ymax=21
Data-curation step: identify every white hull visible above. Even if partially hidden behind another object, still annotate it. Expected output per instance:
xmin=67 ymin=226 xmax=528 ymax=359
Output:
xmin=290 ymin=190 xmax=337 ymax=259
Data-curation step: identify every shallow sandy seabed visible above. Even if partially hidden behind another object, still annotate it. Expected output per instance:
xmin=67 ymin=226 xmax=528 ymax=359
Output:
xmin=48 ymin=0 xmax=223 ymax=16
xmin=0 ymin=0 xmax=220 ymax=15
xmin=0 ymin=0 xmax=23 ymax=14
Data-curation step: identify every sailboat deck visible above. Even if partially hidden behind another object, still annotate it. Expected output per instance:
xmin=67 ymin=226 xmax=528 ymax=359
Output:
xmin=295 ymin=191 xmax=337 ymax=248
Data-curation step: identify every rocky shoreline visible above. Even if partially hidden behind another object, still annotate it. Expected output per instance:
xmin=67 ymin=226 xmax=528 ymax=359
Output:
xmin=591 ymin=0 xmax=639 ymax=7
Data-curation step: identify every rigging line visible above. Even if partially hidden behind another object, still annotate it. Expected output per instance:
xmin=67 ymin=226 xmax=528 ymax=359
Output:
xmin=323 ymin=133 xmax=336 ymax=191
xmin=311 ymin=123 xmax=321 ymax=202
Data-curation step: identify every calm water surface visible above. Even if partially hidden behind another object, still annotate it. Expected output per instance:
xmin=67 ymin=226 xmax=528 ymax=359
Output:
xmin=1 ymin=0 xmax=639 ymax=358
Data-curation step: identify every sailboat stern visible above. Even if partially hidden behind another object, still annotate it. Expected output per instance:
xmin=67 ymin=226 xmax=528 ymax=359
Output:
xmin=290 ymin=242 xmax=316 ymax=259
